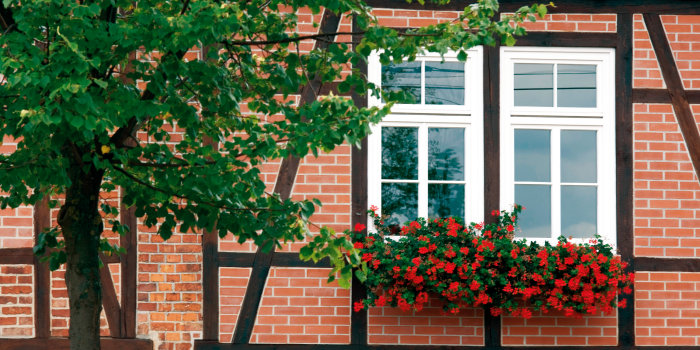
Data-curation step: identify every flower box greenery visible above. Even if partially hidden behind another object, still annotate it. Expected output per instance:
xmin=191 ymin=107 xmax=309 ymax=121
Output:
xmin=352 ymin=205 xmax=633 ymax=319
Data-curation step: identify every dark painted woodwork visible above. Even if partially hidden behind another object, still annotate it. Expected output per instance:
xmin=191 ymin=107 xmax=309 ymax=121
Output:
xmin=633 ymin=88 xmax=700 ymax=104
xmin=202 ymin=227 xmax=219 ymax=341
xmin=515 ymin=32 xmax=616 ymax=48
xmin=350 ymin=15 xmax=370 ymax=346
xmin=364 ymin=0 xmax=700 ymax=14
xmin=33 ymin=197 xmax=51 ymax=339
xmin=196 ymin=342 xmax=700 ymax=350
xmin=644 ymin=13 xmax=700 ymax=181
xmin=483 ymin=40 xmax=502 ymax=348
xmin=119 ymin=186 xmax=138 ymax=338
xmin=231 ymin=10 xmax=343 ymax=345
xmin=99 ymin=254 xmax=122 ymax=338
xmin=615 ymin=12 xmax=635 ymax=347
xmin=636 ymin=257 xmax=700 ymax=272
xmin=0 ymin=337 xmax=152 ymax=350
xmin=217 ymin=252 xmax=257 ymax=267
xmin=0 ymin=247 xmax=33 ymax=264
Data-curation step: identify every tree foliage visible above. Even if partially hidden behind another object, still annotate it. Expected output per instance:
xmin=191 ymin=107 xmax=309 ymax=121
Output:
xmin=0 ymin=0 xmax=546 ymax=348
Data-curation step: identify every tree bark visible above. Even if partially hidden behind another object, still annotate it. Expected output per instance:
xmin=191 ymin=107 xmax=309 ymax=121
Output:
xmin=57 ymin=159 xmax=105 ymax=350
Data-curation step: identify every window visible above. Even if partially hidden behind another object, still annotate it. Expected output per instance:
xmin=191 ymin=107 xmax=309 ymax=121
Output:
xmin=500 ymin=47 xmax=616 ymax=245
xmin=367 ymin=49 xmax=484 ymax=229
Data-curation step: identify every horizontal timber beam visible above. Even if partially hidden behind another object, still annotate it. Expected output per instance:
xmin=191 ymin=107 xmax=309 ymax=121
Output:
xmin=515 ymin=32 xmax=617 ymax=48
xmin=635 ymin=257 xmax=700 ymax=272
xmin=365 ymin=0 xmax=700 ymax=14
xmin=218 ymin=252 xmax=331 ymax=268
xmin=0 ymin=247 xmax=34 ymax=265
xmin=633 ymin=88 xmax=700 ymax=104
xmin=195 ymin=342 xmax=700 ymax=350
xmin=0 ymin=337 xmax=153 ymax=350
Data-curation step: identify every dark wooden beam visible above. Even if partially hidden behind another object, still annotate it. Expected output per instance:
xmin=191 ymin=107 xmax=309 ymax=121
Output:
xmin=0 ymin=247 xmax=33 ymax=264
xmin=0 ymin=337 xmax=152 ymax=350
xmin=633 ymin=88 xmax=700 ymax=104
xmin=231 ymin=9 xmax=343 ymax=345
xmin=202 ymin=227 xmax=219 ymax=341
xmin=365 ymin=0 xmax=700 ymax=14
xmin=635 ymin=257 xmax=700 ymax=272
xmin=33 ymin=197 xmax=51 ymax=339
xmin=515 ymin=32 xmax=617 ymax=48
xmin=196 ymin=342 xmax=700 ymax=350
xmin=615 ymin=12 xmax=635 ymax=348
xmin=615 ymin=13 xmax=635 ymax=346
xmin=644 ymin=13 xmax=700 ymax=187
xmin=350 ymin=15 xmax=370 ymax=345
xmin=483 ymin=39 xmax=502 ymax=348
xmin=99 ymin=254 xmax=122 ymax=338
xmin=119 ymin=186 xmax=137 ymax=338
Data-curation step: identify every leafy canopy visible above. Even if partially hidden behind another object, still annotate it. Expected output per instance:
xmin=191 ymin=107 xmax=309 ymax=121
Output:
xmin=0 ymin=0 xmax=547 ymax=284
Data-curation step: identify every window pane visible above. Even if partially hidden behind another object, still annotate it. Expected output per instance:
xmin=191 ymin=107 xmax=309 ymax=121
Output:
xmin=429 ymin=128 xmax=465 ymax=181
xmin=382 ymin=183 xmax=418 ymax=227
xmin=382 ymin=61 xmax=421 ymax=104
xmin=561 ymin=186 xmax=597 ymax=238
xmin=558 ymin=64 xmax=596 ymax=108
xmin=382 ymin=127 xmax=418 ymax=180
xmin=515 ymin=185 xmax=551 ymax=238
xmin=428 ymin=184 xmax=465 ymax=219
xmin=514 ymin=63 xmax=553 ymax=107
xmin=515 ymin=129 xmax=551 ymax=182
xmin=561 ymin=130 xmax=597 ymax=183
xmin=425 ymin=62 xmax=465 ymax=105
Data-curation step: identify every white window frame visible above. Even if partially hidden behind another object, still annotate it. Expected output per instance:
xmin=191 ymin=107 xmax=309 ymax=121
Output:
xmin=500 ymin=47 xmax=616 ymax=246
xmin=367 ymin=48 xmax=485 ymax=229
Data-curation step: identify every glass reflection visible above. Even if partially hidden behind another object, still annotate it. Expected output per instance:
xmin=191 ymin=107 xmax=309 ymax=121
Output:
xmin=429 ymin=128 xmax=465 ymax=181
xmin=515 ymin=185 xmax=551 ymax=238
xmin=558 ymin=64 xmax=596 ymax=108
xmin=382 ymin=183 xmax=418 ymax=227
xmin=425 ymin=62 xmax=465 ymax=105
xmin=515 ymin=129 xmax=551 ymax=182
xmin=514 ymin=63 xmax=554 ymax=107
xmin=382 ymin=61 xmax=421 ymax=104
xmin=561 ymin=186 xmax=597 ymax=238
xmin=428 ymin=184 xmax=465 ymax=219
xmin=561 ymin=130 xmax=597 ymax=183
xmin=382 ymin=127 xmax=418 ymax=180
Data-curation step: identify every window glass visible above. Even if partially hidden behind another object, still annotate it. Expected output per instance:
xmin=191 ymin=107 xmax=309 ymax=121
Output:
xmin=381 ymin=61 xmax=421 ymax=104
xmin=382 ymin=127 xmax=418 ymax=180
xmin=428 ymin=128 xmax=465 ymax=181
xmin=514 ymin=129 xmax=551 ymax=182
xmin=561 ymin=130 xmax=597 ymax=183
xmin=558 ymin=64 xmax=596 ymax=108
xmin=561 ymin=186 xmax=597 ymax=238
xmin=425 ymin=62 xmax=465 ymax=105
xmin=428 ymin=184 xmax=465 ymax=219
xmin=382 ymin=183 xmax=418 ymax=227
xmin=514 ymin=63 xmax=553 ymax=107
xmin=515 ymin=184 xmax=551 ymax=238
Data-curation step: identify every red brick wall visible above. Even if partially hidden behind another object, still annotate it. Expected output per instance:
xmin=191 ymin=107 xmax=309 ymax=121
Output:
xmin=636 ymin=272 xmax=700 ymax=346
xmin=368 ymin=302 xmax=483 ymax=345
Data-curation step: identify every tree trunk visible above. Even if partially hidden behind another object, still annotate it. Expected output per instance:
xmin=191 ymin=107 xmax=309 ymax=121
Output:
xmin=57 ymin=163 xmax=105 ymax=350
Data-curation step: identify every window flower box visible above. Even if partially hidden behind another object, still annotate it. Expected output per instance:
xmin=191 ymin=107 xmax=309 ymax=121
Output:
xmin=353 ymin=205 xmax=633 ymax=319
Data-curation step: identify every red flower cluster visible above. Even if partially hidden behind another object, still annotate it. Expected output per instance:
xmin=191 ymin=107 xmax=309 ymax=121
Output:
xmin=352 ymin=205 xmax=634 ymax=319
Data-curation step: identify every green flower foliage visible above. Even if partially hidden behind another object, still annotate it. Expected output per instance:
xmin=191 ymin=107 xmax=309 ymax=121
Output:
xmin=0 ymin=0 xmax=548 ymax=282
xmin=354 ymin=205 xmax=634 ymax=318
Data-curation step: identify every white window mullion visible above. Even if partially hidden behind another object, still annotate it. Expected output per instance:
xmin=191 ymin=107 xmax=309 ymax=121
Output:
xmin=418 ymin=125 xmax=429 ymax=219
xmin=420 ymin=61 xmax=425 ymax=105
xmin=553 ymin=63 xmax=558 ymax=108
xmin=551 ymin=128 xmax=561 ymax=240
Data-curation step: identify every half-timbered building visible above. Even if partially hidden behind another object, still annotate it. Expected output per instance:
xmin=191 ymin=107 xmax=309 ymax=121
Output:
xmin=2 ymin=1 xmax=700 ymax=349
